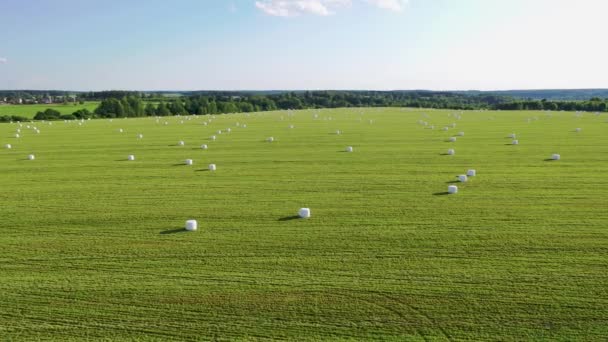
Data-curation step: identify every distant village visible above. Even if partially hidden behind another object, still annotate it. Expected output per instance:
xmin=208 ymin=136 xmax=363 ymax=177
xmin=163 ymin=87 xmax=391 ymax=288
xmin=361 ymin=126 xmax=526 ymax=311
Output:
xmin=0 ymin=95 xmax=79 ymax=105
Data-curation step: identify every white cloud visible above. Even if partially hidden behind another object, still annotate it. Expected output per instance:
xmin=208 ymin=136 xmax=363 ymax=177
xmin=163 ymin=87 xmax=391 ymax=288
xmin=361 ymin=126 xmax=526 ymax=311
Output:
xmin=0 ymin=57 xmax=7 ymax=64
xmin=366 ymin=0 xmax=408 ymax=12
xmin=255 ymin=0 xmax=408 ymax=16
xmin=255 ymin=0 xmax=351 ymax=17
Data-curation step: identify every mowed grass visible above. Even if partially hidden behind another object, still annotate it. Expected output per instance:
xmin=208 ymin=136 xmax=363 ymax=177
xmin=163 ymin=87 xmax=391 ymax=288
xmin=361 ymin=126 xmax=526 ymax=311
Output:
xmin=1 ymin=109 xmax=607 ymax=341
xmin=0 ymin=102 xmax=99 ymax=118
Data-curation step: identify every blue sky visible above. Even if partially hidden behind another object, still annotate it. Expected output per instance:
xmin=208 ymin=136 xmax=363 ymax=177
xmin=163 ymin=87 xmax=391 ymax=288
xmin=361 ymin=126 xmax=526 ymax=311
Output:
xmin=0 ymin=0 xmax=606 ymax=91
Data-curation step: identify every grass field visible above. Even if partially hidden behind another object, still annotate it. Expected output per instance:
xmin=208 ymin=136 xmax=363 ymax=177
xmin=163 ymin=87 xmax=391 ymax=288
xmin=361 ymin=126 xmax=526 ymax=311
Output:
xmin=1 ymin=108 xmax=607 ymax=340
xmin=0 ymin=102 xmax=99 ymax=118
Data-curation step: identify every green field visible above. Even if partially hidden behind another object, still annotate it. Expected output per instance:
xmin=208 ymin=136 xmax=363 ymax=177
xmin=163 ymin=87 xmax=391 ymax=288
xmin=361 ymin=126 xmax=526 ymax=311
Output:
xmin=1 ymin=108 xmax=607 ymax=340
xmin=0 ymin=102 xmax=99 ymax=118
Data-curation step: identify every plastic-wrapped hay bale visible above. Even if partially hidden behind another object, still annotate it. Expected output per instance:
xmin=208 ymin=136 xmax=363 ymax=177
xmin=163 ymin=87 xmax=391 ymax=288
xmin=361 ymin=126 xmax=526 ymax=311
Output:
xmin=267 ymin=137 xmax=274 ymax=142
xmin=185 ymin=220 xmax=198 ymax=231
xmin=185 ymin=159 xmax=193 ymax=165
xmin=458 ymin=175 xmax=468 ymax=182
xmin=118 ymin=128 xmax=123 ymax=133
xmin=208 ymin=163 xmax=217 ymax=171
xmin=243 ymin=124 xmax=247 ymax=128
xmin=178 ymin=141 xmax=185 ymax=146
xmin=128 ymin=155 xmax=135 ymax=161
xmin=15 ymin=134 xmax=20 ymax=138
xmin=448 ymin=185 xmax=458 ymax=194
xmin=512 ymin=140 xmax=519 ymax=145
xmin=200 ymin=144 xmax=208 ymax=150
xmin=451 ymin=123 xmax=456 ymax=128
xmin=336 ymin=130 xmax=341 ymax=135
xmin=226 ymin=128 xmax=231 ymax=133
xmin=345 ymin=146 xmax=353 ymax=152
xmin=449 ymin=137 xmax=457 ymax=142
xmin=28 ymin=154 xmax=35 ymax=160
xmin=552 ymin=154 xmax=560 ymax=160
xmin=217 ymin=130 xmax=222 ymax=134
xmin=5 ymin=144 xmax=12 ymax=149
xmin=137 ymin=134 xmax=143 ymax=139
xmin=467 ymin=169 xmax=476 ymax=177
xmin=575 ymin=128 xmax=582 ymax=132
xmin=211 ymin=135 xmax=216 ymax=141
xmin=443 ymin=127 xmax=449 ymax=131
xmin=298 ymin=208 xmax=311 ymax=219
xmin=458 ymin=132 xmax=464 ymax=136
xmin=509 ymin=133 xmax=516 ymax=139
xmin=447 ymin=149 xmax=455 ymax=155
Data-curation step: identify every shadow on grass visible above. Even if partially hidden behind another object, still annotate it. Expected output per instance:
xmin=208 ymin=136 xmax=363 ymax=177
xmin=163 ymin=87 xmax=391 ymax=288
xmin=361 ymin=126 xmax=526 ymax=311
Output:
xmin=433 ymin=192 xmax=450 ymax=196
xmin=195 ymin=169 xmax=209 ymax=172
xmin=504 ymin=143 xmax=517 ymax=146
xmin=446 ymin=180 xmax=459 ymax=184
xmin=543 ymin=158 xmax=556 ymax=162
xmin=278 ymin=215 xmax=301 ymax=221
xmin=439 ymin=153 xmax=451 ymax=156
xmin=160 ymin=228 xmax=188 ymax=234
xmin=172 ymin=163 xmax=186 ymax=166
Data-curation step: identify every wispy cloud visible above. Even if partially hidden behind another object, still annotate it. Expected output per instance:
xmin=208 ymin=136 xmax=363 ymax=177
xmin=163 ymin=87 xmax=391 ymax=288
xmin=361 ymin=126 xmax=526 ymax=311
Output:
xmin=366 ymin=0 xmax=409 ymax=12
xmin=255 ymin=0 xmax=351 ymax=17
xmin=0 ymin=57 xmax=7 ymax=64
xmin=255 ymin=0 xmax=408 ymax=16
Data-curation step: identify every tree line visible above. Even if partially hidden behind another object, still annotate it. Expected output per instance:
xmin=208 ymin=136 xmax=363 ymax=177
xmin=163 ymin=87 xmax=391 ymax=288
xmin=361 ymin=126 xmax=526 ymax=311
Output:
xmin=2 ymin=91 xmax=608 ymax=122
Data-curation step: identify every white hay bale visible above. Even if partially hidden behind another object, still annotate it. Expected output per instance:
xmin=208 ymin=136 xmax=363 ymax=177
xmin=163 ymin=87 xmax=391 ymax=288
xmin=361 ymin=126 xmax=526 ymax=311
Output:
xmin=448 ymin=185 xmax=458 ymax=194
xmin=575 ymin=128 xmax=581 ymax=132
xmin=185 ymin=219 xmax=198 ymax=231
xmin=128 ymin=155 xmax=135 ymax=161
xmin=15 ymin=134 xmax=20 ymax=138
xmin=458 ymin=132 xmax=464 ymax=136
xmin=185 ymin=159 xmax=193 ymax=165
xmin=289 ymin=125 xmax=294 ymax=129
xmin=28 ymin=154 xmax=35 ymax=160
xmin=217 ymin=130 xmax=222 ymax=134
xmin=16 ymin=129 xmax=21 ymax=133
xmin=447 ymin=149 xmax=455 ymax=155
xmin=5 ymin=144 xmax=12 ymax=149
xmin=208 ymin=163 xmax=216 ymax=171
xmin=458 ymin=175 xmax=468 ymax=182
xmin=118 ymin=128 xmax=123 ymax=133
xmin=178 ymin=140 xmax=185 ymax=146
xmin=298 ymin=208 xmax=311 ymax=219
xmin=242 ymin=124 xmax=247 ymax=128
xmin=345 ymin=146 xmax=353 ymax=152
xmin=509 ymin=133 xmax=516 ymax=139
xmin=443 ymin=127 xmax=449 ymax=131
xmin=552 ymin=154 xmax=561 ymax=160
xmin=35 ymin=130 xmax=40 ymax=134
xmin=430 ymin=125 xmax=434 ymax=129
xmin=467 ymin=169 xmax=476 ymax=177
xmin=267 ymin=137 xmax=274 ymax=142
xmin=137 ymin=134 xmax=143 ymax=139
xmin=200 ymin=144 xmax=208 ymax=150
xmin=226 ymin=128 xmax=231 ymax=133
xmin=449 ymin=137 xmax=457 ymax=142
xmin=211 ymin=135 xmax=216 ymax=141
xmin=451 ymin=123 xmax=456 ymax=128
xmin=512 ymin=140 xmax=519 ymax=145
xmin=336 ymin=130 xmax=341 ymax=135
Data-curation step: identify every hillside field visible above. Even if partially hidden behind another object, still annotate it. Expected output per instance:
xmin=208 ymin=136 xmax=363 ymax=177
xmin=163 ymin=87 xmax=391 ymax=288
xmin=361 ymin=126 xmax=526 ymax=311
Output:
xmin=1 ymin=108 xmax=607 ymax=340
xmin=0 ymin=102 xmax=100 ymax=118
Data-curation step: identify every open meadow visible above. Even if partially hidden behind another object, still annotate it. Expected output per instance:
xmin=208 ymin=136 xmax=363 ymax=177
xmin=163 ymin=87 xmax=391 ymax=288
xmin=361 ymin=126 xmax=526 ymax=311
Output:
xmin=1 ymin=108 xmax=607 ymax=340
xmin=0 ymin=102 xmax=99 ymax=119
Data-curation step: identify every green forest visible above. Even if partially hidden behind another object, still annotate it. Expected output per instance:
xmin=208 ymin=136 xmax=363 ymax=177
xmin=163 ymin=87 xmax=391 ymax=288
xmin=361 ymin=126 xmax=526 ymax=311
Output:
xmin=1 ymin=90 xmax=608 ymax=122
